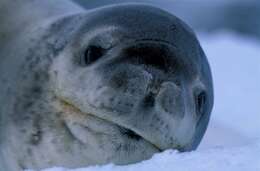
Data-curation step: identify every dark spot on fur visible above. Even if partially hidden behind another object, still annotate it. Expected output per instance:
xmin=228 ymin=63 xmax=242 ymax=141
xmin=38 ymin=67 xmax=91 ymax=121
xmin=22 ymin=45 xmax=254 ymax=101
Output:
xmin=32 ymin=86 xmax=42 ymax=94
xmin=114 ymin=77 xmax=127 ymax=89
xmin=109 ymin=97 xmax=114 ymax=102
xmin=96 ymin=85 xmax=102 ymax=90
xmin=34 ymin=72 xmax=40 ymax=81
xmin=115 ymin=143 xmax=122 ymax=152
xmin=170 ymin=24 xmax=177 ymax=31
xmin=20 ymin=128 xmax=27 ymax=133
xmin=56 ymin=112 xmax=63 ymax=118
xmin=23 ymin=101 xmax=33 ymax=110
xmin=110 ymin=71 xmax=129 ymax=89
xmin=30 ymin=116 xmax=42 ymax=145
xmin=30 ymin=129 xmax=42 ymax=145
xmin=130 ymin=89 xmax=136 ymax=94
xmin=143 ymin=93 xmax=155 ymax=108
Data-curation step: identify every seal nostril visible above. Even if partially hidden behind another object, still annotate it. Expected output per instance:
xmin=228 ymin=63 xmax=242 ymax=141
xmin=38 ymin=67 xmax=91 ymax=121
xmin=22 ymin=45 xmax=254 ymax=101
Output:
xmin=196 ymin=91 xmax=207 ymax=120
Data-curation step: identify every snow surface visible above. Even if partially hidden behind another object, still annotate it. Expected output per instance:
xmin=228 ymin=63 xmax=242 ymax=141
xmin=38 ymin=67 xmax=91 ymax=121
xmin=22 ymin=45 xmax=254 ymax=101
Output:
xmin=199 ymin=31 xmax=260 ymax=149
xmin=26 ymin=141 xmax=260 ymax=171
xmin=25 ymin=32 xmax=260 ymax=171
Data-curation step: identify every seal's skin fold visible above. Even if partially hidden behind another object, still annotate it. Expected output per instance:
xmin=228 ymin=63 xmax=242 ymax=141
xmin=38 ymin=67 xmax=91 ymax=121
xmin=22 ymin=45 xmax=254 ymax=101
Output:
xmin=0 ymin=1 xmax=213 ymax=171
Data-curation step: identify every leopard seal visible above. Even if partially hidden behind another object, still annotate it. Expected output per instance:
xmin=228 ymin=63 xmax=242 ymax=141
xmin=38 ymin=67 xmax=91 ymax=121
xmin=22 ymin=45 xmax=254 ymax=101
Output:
xmin=0 ymin=0 xmax=213 ymax=170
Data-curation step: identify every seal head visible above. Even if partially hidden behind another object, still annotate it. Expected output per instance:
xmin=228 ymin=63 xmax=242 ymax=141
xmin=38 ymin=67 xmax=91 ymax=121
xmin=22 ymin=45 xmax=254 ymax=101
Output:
xmin=52 ymin=3 xmax=213 ymax=163
xmin=1 ymin=4 xmax=213 ymax=170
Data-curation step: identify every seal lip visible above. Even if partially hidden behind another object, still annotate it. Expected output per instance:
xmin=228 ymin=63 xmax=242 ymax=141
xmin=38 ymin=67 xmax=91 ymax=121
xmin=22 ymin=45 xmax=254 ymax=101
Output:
xmin=58 ymin=98 xmax=163 ymax=152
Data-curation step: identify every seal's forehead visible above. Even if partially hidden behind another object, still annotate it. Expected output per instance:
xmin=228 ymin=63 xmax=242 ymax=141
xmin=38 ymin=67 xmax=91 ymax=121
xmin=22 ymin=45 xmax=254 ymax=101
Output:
xmin=71 ymin=4 xmax=205 ymax=74
xmin=82 ymin=4 xmax=197 ymax=44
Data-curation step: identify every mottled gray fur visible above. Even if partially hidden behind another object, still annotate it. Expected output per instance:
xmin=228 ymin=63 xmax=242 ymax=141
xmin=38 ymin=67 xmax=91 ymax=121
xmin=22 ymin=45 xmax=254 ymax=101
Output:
xmin=0 ymin=0 xmax=213 ymax=171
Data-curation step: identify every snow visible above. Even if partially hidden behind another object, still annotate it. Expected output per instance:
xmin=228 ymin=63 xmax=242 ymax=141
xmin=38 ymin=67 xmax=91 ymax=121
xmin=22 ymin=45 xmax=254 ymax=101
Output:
xmin=199 ymin=32 xmax=260 ymax=149
xmin=24 ymin=31 xmax=260 ymax=171
xmin=26 ymin=141 xmax=260 ymax=171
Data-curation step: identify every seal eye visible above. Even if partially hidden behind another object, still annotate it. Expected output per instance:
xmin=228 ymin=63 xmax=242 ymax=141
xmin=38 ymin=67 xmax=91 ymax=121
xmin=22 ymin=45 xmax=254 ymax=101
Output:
xmin=81 ymin=45 xmax=104 ymax=66
xmin=196 ymin=91 xmax=206 ymax=119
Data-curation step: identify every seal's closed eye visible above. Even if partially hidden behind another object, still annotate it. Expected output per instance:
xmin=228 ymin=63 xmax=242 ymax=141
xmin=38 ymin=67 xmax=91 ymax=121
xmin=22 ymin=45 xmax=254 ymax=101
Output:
xmin=80 ymin=45 xmax=105 ymax=66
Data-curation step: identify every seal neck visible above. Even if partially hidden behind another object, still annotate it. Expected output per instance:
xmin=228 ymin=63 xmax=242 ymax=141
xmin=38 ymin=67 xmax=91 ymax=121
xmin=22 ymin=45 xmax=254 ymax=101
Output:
xmin=0 ymin=0 xmax=84 ymax=44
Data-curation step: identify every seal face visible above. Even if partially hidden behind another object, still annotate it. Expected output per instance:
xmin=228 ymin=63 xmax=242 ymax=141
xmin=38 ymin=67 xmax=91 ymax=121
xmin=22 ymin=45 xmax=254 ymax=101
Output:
xmin=0 ymin=3 xmax=213 ymax=171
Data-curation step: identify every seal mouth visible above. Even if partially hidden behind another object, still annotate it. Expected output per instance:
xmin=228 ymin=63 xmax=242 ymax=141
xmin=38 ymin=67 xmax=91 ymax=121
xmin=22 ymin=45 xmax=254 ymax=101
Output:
xmin=58 ymin=99 xmax=163 ymax=152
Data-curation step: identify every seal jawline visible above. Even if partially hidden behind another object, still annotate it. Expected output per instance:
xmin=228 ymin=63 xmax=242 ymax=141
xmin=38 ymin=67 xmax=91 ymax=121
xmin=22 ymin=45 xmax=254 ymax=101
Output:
xmin=57 ymin=99 xmax=162 ymax=151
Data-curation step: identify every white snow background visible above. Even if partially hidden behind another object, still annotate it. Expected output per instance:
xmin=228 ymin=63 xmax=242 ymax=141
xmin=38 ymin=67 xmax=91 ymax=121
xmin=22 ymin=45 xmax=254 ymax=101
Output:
xmin=24 ymin=31 xmax=260 ymax=171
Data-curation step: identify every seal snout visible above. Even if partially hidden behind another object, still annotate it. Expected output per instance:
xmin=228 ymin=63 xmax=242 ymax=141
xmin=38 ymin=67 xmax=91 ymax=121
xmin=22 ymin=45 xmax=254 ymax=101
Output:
xmin=155 ymin=82 xmax=184 ymax=118
xmin=142 ymin=81 xmax=183 ymax=116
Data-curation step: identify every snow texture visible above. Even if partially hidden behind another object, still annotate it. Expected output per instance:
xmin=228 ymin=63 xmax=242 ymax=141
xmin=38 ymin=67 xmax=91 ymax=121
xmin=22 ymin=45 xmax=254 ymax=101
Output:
xmin=199 ymin=32 xmax=260 ymax=149
xmin=24 ymin=31 xmax=260 ymax=171
xmin=26 ymin=141 xmax=260 ymax=171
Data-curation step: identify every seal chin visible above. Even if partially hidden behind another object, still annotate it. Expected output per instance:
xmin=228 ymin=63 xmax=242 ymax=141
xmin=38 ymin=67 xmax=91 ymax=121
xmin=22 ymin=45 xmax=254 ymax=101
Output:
xmin=58 ymin=99 xmax=163 ymax=152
